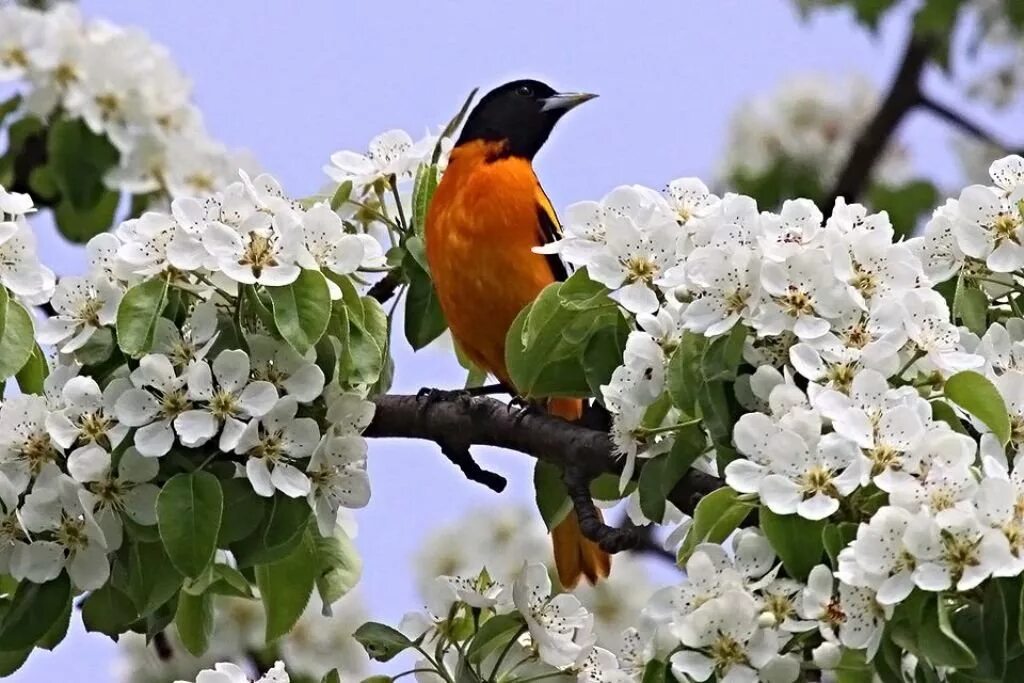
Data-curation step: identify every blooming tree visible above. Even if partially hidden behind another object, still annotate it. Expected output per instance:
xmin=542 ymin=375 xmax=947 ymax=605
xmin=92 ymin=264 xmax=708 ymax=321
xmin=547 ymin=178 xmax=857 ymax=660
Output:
xmin=2 ymin=1 xmax=1024 ymax=683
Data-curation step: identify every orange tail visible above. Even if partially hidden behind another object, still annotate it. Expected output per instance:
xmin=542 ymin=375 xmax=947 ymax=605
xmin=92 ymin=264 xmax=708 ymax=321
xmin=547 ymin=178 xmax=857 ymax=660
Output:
xmin=547 ymin=397 xmax=611 ymax=589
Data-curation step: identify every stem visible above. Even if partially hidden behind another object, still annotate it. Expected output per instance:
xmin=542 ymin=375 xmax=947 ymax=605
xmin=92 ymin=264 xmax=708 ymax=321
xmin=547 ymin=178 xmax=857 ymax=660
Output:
xmin=390 ymin=174 xmax=409 ymax=232
xmin=489 ymin=625 xmax=528 ymax=681
xmin=413 ymin=644 xmax=454 ymax=683
xmin=896 ymin=349 xmax=926 ymax=379
xmin=637 ymin=417 xmax=702 ymax=437
xmin=392 ymin=670 xmax=438 ymax=681
xmin=192 ymin=272 xmax=236 ymax=301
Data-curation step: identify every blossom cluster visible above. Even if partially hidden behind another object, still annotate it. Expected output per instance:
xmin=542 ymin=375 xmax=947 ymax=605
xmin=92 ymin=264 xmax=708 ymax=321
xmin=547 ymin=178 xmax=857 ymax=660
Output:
xmin=412 ymin=504 xmax=658 ymax=653
xmin=0 ymin=3 xmax=253 ymax=198
xmin=398 ymin=563 xmax=645 ymax=683
xmin=717 ymin=73 xmax=910 ymax=189
xmin=0 ymin=170 xmax=378 ymax=592
xmin=533 ymin=153 xmax=1024 ymax=677
xmin=117 ymin=575 xmax=369 ymax=683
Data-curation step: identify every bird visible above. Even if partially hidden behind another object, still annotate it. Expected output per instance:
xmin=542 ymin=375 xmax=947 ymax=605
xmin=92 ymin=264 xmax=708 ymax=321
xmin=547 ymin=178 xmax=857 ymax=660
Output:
xmin=424 ymin=79 xmax=608 ymax=588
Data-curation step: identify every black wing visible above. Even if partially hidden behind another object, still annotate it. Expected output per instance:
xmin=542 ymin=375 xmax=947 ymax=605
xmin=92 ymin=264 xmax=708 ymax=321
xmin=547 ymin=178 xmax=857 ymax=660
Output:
xmin=535 ymin=193 xmax=570 ymax=283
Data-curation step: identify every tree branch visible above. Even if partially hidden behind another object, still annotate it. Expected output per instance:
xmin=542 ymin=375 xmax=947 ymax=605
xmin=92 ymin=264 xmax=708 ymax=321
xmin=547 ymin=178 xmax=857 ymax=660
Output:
xmin=366 ymin=270 xmax=404 ymax=303
xmin=919 ymin=93 xmax=1024 ymax=154
xmin=366 ymin=394 xmax=725 ymax=520
xmin=820 ymin=34 xmax=933 ymax=212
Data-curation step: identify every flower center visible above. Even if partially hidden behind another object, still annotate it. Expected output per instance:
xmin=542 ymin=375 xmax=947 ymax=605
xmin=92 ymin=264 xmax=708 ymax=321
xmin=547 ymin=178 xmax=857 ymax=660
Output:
xmin=779 ymin=286 xmax=814 ymax=317
xmin=844 ymin=323 xmax=870 ymax=349
xmin=826 ymin=363 xmax=856 ymax=393
xmin=54 ymin=62 xmax=77 ymax=87
xmin=764 ymin=593 xmax=795 ymax=624
xmin=940 ymin=530 xmax=982 ymax=582
xmin=76 ymin=295 xmax=103 ymax=326
xmin=160 ymin=389 xmax=190 ymax=419
xmin=800 ymin=465 xmax=838 ymax=497
xmin=56 ymin=514 xmax=88 ymax=551
xmin=624 ymin=256 xmax=658 ymax=284
xmin=1010 ymin=415 xmax=1024 ymax=446
xmin=928 ymin=488 xmax=955 ymax=512
xmin=19 ymin=432 xmax=57 ymax=476
xmin=867 ymin=444 xmax=900 ymax=477
xmin=993 ymin=213 xmax=1021 ymax=243
xmin=185 ymin=173 xmax=216 ymax=194
xmin=724 ymin=289 xmax=749 ymax=315
xmin=210 ymin=389 xmax=240 ymax=420
xmin=1 ymin=47 xmax=28 ymax=69
xmin=709 ymin=633 xmax=747 ymax=673
xmin=252 ymin=431 xmax=284 ymax=461
xmin=94 ymin=93 xmax=122 ymax=121
xmin=240 ymin=233 xmax=278 ymax=277
xmin=78 ymin=411 xmax=112 ymax=448
xmin=851 ymin=265 xmax=877 ymax=298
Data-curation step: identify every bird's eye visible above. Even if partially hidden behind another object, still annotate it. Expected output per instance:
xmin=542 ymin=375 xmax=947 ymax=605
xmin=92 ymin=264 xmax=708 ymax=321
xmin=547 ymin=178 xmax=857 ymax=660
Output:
xmin=516 ymin=85 xmax=533 ymax=97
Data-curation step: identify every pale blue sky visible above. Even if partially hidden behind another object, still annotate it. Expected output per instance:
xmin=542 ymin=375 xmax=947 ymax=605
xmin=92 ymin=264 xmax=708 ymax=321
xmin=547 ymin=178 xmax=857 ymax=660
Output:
xmin=13 ymin=1 xmax=1024 ymax=680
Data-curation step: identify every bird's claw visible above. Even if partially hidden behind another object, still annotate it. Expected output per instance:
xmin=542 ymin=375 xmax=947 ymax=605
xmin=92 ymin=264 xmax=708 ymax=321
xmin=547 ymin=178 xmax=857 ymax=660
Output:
xmin=508 ymin=396 xmax=540 ymax=426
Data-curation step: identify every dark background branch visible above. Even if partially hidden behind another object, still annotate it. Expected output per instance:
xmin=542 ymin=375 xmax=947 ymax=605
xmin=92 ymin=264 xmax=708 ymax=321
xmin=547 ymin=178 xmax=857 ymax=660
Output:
xmin=820 ymin=34 xmax=932 ymax=212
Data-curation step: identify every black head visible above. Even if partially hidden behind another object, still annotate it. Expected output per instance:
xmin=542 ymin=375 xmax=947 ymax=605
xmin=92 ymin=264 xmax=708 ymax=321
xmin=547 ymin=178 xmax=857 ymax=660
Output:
xmin=455 ymin=79 xmax=596 ymax=160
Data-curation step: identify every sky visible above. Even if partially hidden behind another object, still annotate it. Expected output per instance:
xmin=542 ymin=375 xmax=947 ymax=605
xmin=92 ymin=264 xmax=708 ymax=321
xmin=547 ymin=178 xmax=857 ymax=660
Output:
xmin=12 ymin=0 xmax=1024 ymax=681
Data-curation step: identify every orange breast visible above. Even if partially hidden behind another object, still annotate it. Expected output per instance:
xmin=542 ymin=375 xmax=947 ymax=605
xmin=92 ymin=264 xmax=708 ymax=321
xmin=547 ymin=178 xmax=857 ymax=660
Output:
xmin=425 ymin=141 xmax=558 ymax=384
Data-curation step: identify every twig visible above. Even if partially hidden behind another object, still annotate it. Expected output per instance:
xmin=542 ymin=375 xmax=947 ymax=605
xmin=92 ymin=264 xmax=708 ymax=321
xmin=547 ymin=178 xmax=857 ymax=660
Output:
xmin=366 ymin=270 xmax=404 ymax=303
xmin=563 ymin=465 xmax=638 ymax=553
xmin=152 ymin=630 xmax=173 ymax=660
xmin=624 ymin=517 xmax=679 ymax=565
xmin=820 ymin=34 xmax=933 ymax=212
xmin=919 ymin=93 xmax=1023 ymax=153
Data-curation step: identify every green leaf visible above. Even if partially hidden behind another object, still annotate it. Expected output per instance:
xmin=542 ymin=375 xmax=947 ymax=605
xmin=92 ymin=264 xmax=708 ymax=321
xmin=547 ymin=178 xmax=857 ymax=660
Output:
xmin=506 ymin=270 xmax=624 ymax=398
xmin=916 ymin=595 xmax=977 ymax=668
xmin=47 ymin=117 xmax=120 ymax=210
xmin=678 ymin=487 xmax=754 ymax=563
xmin=267 ymin=269 xmax=332 ymax=355
xmin=157 ymin=471 xmax=223 ymax=579
xmin=37 ymin=595 xmax=72 ymax=650
xmin=313 ymin=526 xmax=362 ymax=608
xmin=217 ymin=477 xmax=267 ymax=545
xmin=123 ymin=540 xmax=183 ymax=615
xmin=953 ymin=276 xmax=988 ymax=336
xmin=868 ymin=179 xmax=940 ymax=239
xmin=466 ymin=613 xmax=525 ymax=664
xmin=823 ymin=522 xmax=858 ymax=566
xmin=638 ymin=455 xmax=668 ymax=523
xmin=945 ymin=370 xmax=1011 ymax=446
xmin=116 ymin=277 xmax=170 ymax=357
xmin=15 ymin=343 xmax=48 ymax=395
xmin=0 ymin=286 xmax=8 ymax=341
xmin=330 ymin=180 xmax=353 ymax=211
xmin=663 ymin=423 xmax=708 ymax=491
xmin=53 ymin=189 xmax=120 ymax=243
xmin=231 ymin=493 xmax=311 ymax=567
xmin=534 ymin=461 xmax=570 ymax=530
xmin=0 ymin=572 xmax=71 ymax=650
xmin=404 ymin=257 xmax=447 ymax=350
xmin=583 ymin=314 xmax=630 ymax=398
xmin=321 ymin=670 xmax=342 ymax=683
xmin=412 ymin=164 xmax=439 ymax=234
xmin=207 ymin=563 xmax=255 ymax=599
xmin=353 ymin=621 xmax=416 ymax=662
xmin=0 ymin=94 xmax=21 ymax=128
xmin=81 ymin=583 xmax=139 ymax=638
xmin=759 ymin=507 xmax=825 ymax=580
xmin=702 ymin=325 xmax=747 ymax=381
xmin=930 ymin=399 xmax=968 ymax=435
xmin=0 ymin=299 xmax=34 ymax=380
xmin=0 ymin=649 xmax=30 ymax=677
xmin=641 ymin=660 xmax=668 ymax=683
xmin=256 ymin=531 xmax=317 ymax=643
xmin=174 ymin=590 xmax=213 ymax=657
xmin=667 ymin=333 xmax=706 ymax=415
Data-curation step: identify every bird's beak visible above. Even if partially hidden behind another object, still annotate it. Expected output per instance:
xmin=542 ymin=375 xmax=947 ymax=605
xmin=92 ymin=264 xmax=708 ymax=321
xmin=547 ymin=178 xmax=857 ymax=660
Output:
xmin=540 ymin=92 xmax=598 ymax=112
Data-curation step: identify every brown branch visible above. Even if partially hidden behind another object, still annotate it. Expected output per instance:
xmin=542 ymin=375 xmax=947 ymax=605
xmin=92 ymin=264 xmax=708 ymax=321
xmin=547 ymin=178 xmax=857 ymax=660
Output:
xmin=366 ymin=394 xmax=725 ymax=522
xmin=366 ymin=270 xmax=404 ymax=303
xmin=820 ymin=34 xmax=933 ymax=212
xmin=564 ymin=465 xmax=639 ymax=553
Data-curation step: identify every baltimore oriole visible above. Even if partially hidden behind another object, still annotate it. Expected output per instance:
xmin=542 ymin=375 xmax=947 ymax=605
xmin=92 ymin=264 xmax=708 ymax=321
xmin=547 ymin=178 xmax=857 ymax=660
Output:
xmin=425 ymin=80 xmax=609 ymax=588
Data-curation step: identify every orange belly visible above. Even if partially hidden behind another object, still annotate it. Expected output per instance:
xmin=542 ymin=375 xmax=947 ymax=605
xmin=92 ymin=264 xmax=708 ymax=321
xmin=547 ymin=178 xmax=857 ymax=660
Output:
xmin=425 ymin=142 xmax=557 ymax=384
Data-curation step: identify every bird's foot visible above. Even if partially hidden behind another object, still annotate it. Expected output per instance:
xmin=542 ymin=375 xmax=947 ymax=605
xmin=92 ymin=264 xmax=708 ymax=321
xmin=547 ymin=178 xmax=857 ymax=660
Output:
xmin=508 ymin=396 xmax=541 ymax=426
